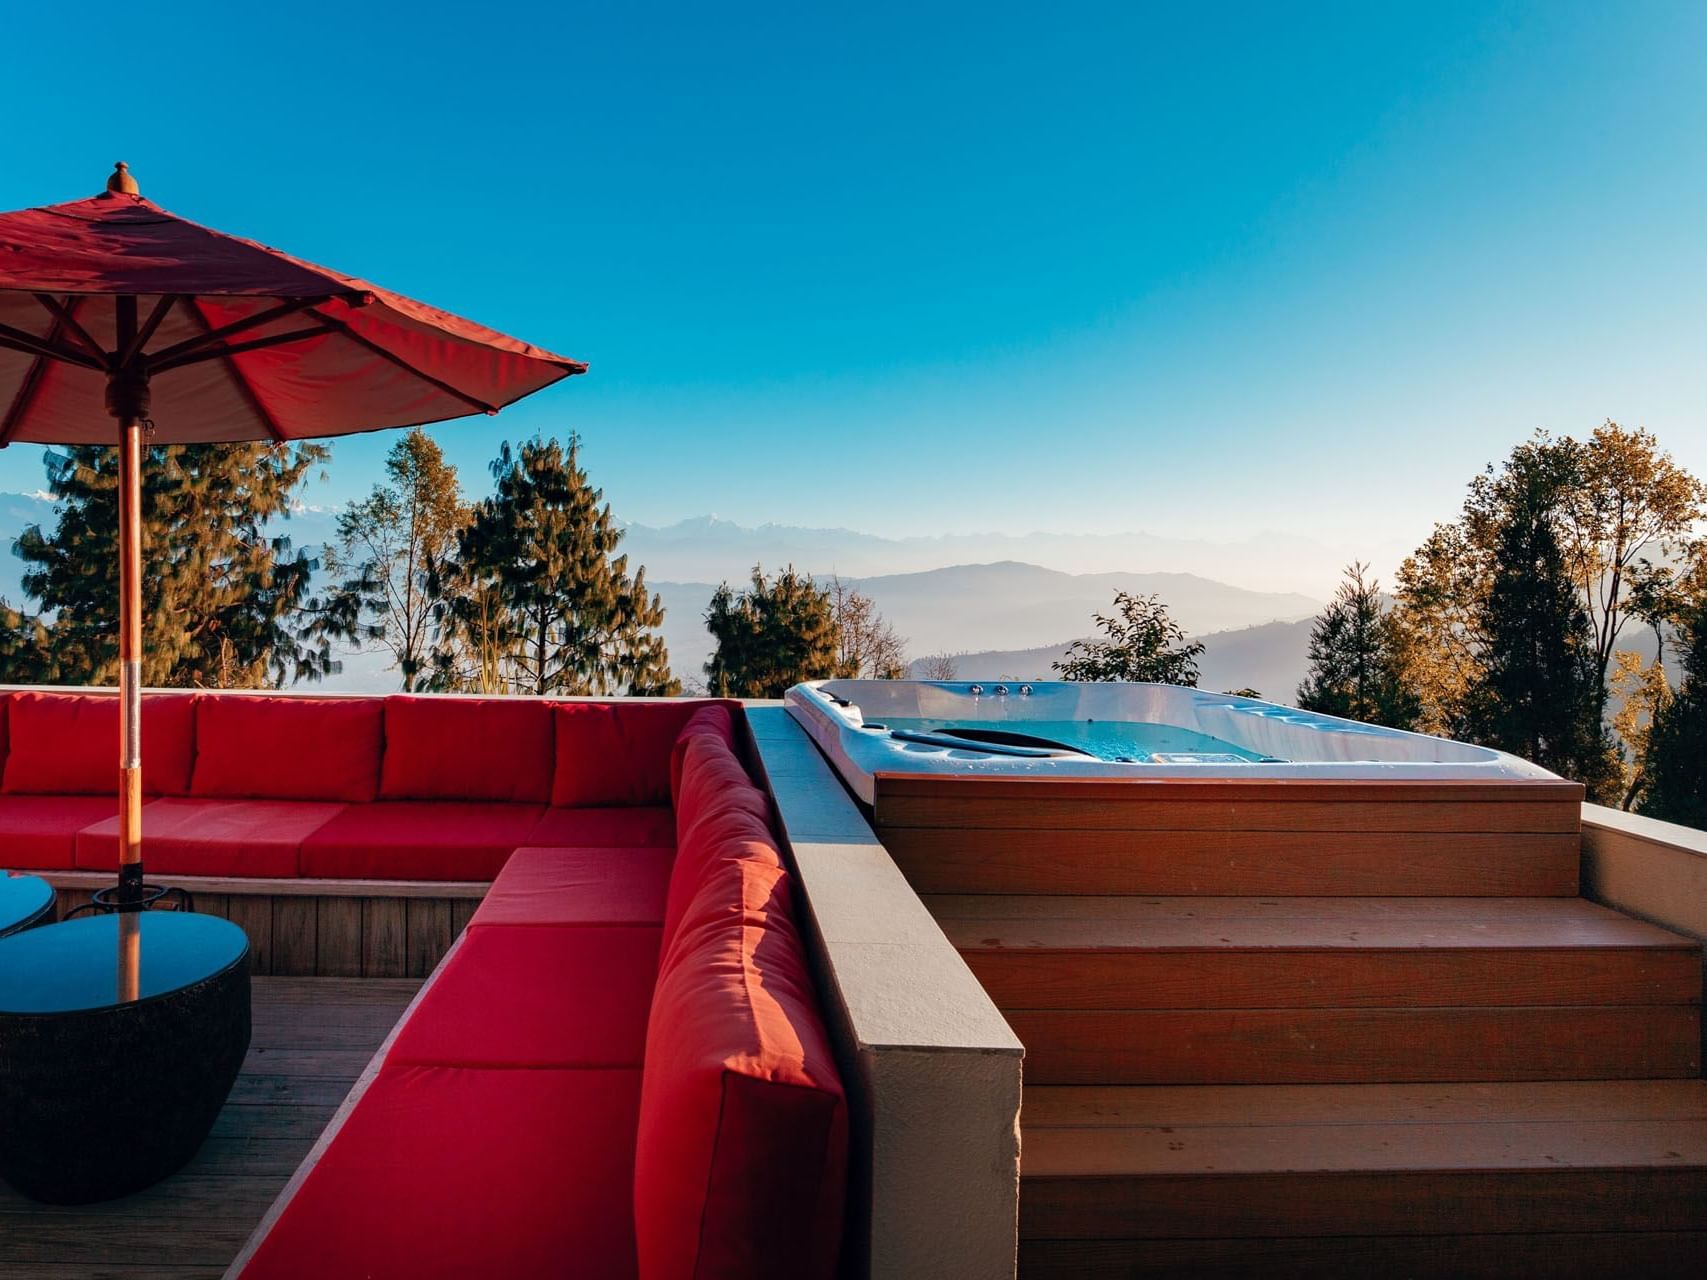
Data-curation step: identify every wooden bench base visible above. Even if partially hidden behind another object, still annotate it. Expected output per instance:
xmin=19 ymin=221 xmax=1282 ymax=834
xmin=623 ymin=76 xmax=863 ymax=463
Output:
xmin=41 ymin=872 xmax=486 ymax=978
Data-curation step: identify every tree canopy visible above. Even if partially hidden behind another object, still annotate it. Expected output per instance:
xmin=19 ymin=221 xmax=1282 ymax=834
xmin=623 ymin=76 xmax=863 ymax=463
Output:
xmin=327 ymin=428 xmax=464 ymax=692
xmin=6 ymin=442 xmax=352 ymax=688
xmin=429 ymin=437 xmax=677 ymax=696
xmin=704 ymin=565 xmax=843 ymax=697
xmin=1297 ymin=563 xmax=1418 ymax=729
xmin=1054 ymin=591 xmax=1203 ymax=685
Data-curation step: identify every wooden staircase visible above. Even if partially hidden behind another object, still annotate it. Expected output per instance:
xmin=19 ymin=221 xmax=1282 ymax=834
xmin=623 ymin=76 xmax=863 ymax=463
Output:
xmin=879 ymin=777 xmax=1707 ymax=1278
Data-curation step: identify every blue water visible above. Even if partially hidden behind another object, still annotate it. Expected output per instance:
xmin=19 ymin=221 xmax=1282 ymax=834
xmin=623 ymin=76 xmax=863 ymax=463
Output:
xmin=874 ymin=717 xmax=1265 ymax=763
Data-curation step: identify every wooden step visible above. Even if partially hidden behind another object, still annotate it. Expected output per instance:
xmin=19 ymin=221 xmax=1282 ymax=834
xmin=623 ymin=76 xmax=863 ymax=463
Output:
xmin=876 ymin=777 xmax=1584 ymax=898
xmin=933 ymin=895 xmax=1701 ymax=1084
xmin=1010 ymin=1004 xmax=1700 ymax=1084
xmin=931 ymin=896 xmax=1702 ymax=1009
xmin=885 ymin=828 xmax=1581 ymax=896
xmin=1019 ymin=1081 xmax=1707 ymax=1276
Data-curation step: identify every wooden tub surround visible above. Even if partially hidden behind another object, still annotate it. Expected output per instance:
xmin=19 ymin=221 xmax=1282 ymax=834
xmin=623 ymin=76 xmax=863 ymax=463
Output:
xmin=878 ymin=773 xmax=1707 ymax=1278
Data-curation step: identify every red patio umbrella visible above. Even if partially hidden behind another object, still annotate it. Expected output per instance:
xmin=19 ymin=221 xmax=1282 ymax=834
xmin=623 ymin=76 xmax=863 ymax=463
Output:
xmin=0 ymin=164 xmax=585 ymax=991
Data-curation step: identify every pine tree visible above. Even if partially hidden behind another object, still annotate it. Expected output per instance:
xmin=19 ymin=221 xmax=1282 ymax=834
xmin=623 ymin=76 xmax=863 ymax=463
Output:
xmin=1463 ymin=464 xmax=1621 ymax=798
xmin=9 ymin=443 xmax=349 ymax=688
xmin=704 ymin=565 xmax=844 ymax=697
xmin=1297 ymin=563 xmax=1419 ymax=729
xmin=1054 ymin=591 xmax=1203 ymax=685
xmin=1641 ymin=599 xmax=1707 ymax=828
xmin=430 ymin=436 xmax=677 ymax=696
xmin=328 ymin=428 xmax=464 ymax=691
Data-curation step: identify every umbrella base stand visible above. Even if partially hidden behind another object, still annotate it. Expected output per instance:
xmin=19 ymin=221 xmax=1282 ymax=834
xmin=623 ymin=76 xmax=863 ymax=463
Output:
xmin=0 ymin=916 xmax=250 ymax=1204
xmin=64 ymin=883 xmax=196 ymax=919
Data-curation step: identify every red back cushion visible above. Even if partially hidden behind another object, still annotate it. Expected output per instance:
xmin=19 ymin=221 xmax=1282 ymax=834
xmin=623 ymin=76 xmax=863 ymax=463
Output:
xmin=3 ymin=691 xmax=196 ymax=796
xmin=668 ymin=703 xmax=739 ymax=806
xmin=192 ymin=695 xmax=383 ymax=803
xmin=663 ymin=734 xmax=778 ymax=947
xmin=550 ymin=701 xmax=699 ymax=808
xmin=381 ymin=696 xmax=553 ymax=803
xmin=635 ymin=857 xmax=847 ymax=1280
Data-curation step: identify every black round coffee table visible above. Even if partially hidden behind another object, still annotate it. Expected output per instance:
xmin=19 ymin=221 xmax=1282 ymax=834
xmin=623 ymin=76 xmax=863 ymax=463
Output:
xmin=0 ymin=912 xmax=251 ymax=1203
xmin=0 ymin=874 xmax=55 ymax=937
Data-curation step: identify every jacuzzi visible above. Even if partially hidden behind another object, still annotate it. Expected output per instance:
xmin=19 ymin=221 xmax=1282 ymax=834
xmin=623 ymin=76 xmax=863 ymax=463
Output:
xmin=785 ymin=679 xmax=1555 ymax=804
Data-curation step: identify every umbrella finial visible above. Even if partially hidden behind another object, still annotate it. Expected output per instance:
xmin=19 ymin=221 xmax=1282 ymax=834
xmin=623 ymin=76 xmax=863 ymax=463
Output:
xmin=106 ymin=162 xmax=139 ymax=196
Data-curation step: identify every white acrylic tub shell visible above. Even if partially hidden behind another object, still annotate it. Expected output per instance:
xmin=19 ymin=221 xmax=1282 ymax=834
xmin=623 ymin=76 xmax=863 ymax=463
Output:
xmin=784 ymin=680 xmax=1557 ymax=805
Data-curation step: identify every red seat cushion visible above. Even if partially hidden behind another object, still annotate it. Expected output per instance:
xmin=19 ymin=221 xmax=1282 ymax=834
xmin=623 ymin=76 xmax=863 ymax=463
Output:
xmin=73 ymin=798 xmax=345 ymax=877
xmin=381 ymin=696 xmax=553 ymax=803
xmin=236 ymin=1065 xmax=641 ymax=1280
xmin=299 ymin=801 xmax=545 ymax=881
xmin=551 ymin=701 xmax=730 ymax=807
xmin=636 ymin=857 xmax=847 ymax=1280
xmin=2 ymin=692 xmax=195 ymax=796
xmin=192 ymin=696 xmax=383 ymax=803
xmin=669 ymin=702 xmax=740 ymax=806
xmin=526 ymin=804 xmax=675 ymax=849
xmin=0 ymin=795 xmax=118 ymax=868
xmin=470 ymin=846 xmax=674 ymax=929
xmin=388 ymin=925 xmax=660 ymax=1069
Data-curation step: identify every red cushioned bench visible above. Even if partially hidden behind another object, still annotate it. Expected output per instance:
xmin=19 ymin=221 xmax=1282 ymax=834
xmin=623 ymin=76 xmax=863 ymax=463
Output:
xmin=229 ymin=706 xmax=848 ymax=1279
xmin=0 ymin=690 xmax=719 ymax=883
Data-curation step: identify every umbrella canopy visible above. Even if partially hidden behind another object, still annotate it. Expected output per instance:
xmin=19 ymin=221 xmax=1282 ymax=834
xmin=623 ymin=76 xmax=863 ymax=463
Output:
xmin=0 ymin=164 xmax=585 ymax=444
xmin=0 ymin=165 xmax=583 ymax=989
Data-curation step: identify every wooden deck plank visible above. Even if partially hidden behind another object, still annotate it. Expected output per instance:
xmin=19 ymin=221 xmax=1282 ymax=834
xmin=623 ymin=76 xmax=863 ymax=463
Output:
xmin=0 ymin=976 xmax=419 ymax=1277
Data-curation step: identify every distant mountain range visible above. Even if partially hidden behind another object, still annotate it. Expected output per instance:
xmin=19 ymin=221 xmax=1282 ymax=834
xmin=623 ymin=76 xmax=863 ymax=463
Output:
xmin=619 ymin=515 xmax=1367 ymax=598
xmin=904 ymin=618 xmax=1319 ymax=700
xmin=646 ymin=564 xmax=1321 ymax=692
xmin=0 ymin=493 xmax=1330 ymax=694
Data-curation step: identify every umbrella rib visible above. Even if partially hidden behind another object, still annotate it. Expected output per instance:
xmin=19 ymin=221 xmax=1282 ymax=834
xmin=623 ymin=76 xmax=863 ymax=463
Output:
xmin=144 ymin=295 xmax=338 ymax=369
xmin=32 ymin=294 xmax=110 ymax=368
xmin=0 ymin=296 xmax=85 ymax=445
xmin=305 ymin=307 xmax=499 ymax=414
xmin=0 ymin=319 xmax=105 ymax=371
xmin=123 ymin=294 xmax=181 ymax=368
xmin=178 ymin=297 xmax=289 ymax=443
xmin=149 ymin=322 xmax=341 ymax=374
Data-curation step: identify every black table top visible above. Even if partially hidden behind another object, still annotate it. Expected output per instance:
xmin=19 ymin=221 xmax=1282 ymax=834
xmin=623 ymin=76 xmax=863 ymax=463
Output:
xmin=0 ymin=913 xmax=247 ymax=1015
xmin=0 ymin=874 xmax=54 ymax=937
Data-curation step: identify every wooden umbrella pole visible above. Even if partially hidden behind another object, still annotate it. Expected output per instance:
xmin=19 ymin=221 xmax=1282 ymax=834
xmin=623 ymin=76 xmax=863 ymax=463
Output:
xmin=116 ymin=414 xmax=142 ymax=1001
xmin=117 ymin=413 xmax=144 ymax=898
xmin=109 ymin=293 xmax=148 ymax=1001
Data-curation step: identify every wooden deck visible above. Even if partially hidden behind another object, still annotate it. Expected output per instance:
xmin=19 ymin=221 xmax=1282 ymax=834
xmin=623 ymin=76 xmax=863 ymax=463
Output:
xmin=0 ymin=976 xmax=419 ymax=1279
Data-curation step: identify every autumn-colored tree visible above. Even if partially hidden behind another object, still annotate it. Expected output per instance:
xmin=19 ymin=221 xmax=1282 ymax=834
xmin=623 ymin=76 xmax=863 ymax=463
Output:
xmin=1392 ymin=521 xmax=1485 ymax=736
xmin=1553 ymin=422 xmax=1706 ymax=688
xmin=1297 ymin=563 xmax=1419 ymax=729
xmin=428 ymin=437 xmax=677 ymax=696
xmin=1054 ymin=592 xmax=1203 ymax=685
xmin=327 ymin=428 xmax=464 ymax=691
xmin=914 ymin=652 xmax=963 ymax=680
xmin=826 ymin=576 xmax=907 ymax=679
xmin=8 ymin=443 xmax=351 ymax=688
xmin=704 ymin=565 xmax=843 ymax=697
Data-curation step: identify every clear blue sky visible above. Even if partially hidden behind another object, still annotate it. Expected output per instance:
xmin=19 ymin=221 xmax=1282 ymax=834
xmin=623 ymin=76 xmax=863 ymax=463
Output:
xmin=2 ymin=1 xmax=1703 ymax=564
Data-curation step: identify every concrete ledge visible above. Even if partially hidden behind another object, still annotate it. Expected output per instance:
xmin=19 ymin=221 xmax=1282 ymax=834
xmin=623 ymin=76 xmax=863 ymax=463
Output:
xmin=750 ymin=707 xmax=1024 ymax=1280
xmin=1582 ymin=804 xmax=1707 ymax=1064
xmin=1581 ymin=804 xmax=1707 ymax=941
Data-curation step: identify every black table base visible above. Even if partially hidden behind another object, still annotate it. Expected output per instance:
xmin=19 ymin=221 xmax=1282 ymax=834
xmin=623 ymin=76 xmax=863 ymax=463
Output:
xmin=0 ymin=950 xmax=251 ymax=1204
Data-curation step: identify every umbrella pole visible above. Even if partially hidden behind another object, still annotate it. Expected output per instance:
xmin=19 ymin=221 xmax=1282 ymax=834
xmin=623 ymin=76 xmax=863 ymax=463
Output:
xmin=108 ymin=298 xmax=147 ymax=999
